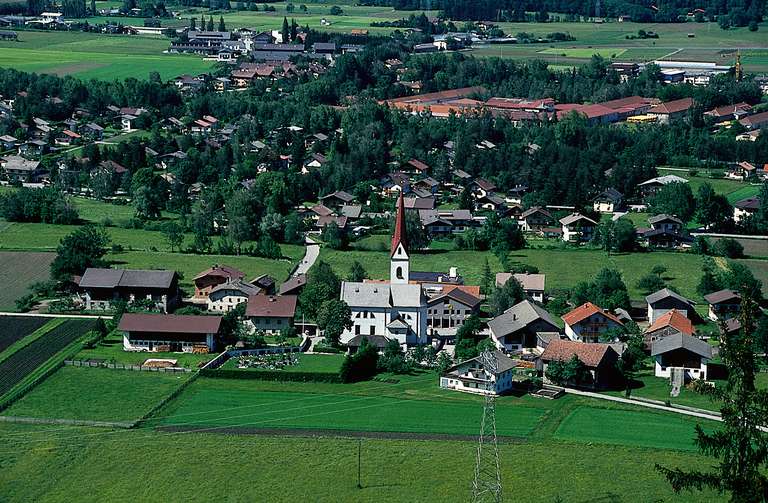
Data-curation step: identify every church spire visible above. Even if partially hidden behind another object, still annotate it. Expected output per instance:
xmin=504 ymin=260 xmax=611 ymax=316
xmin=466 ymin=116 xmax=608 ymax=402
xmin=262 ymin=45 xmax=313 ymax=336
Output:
xmin=391 ymin=192 xmax=407 ymax=257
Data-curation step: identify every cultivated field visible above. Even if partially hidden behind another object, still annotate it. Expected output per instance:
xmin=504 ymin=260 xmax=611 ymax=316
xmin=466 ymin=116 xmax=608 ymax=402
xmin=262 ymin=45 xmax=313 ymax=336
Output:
xmin=1 ymin=366 xmax=190 ymax=422
xmin=0 ymin=316 xmax=50 ymax=353
xmin=0 ymin=252 xmax=55 ymax=311
xmin=0 ymin=31 xmax=213 ymax=80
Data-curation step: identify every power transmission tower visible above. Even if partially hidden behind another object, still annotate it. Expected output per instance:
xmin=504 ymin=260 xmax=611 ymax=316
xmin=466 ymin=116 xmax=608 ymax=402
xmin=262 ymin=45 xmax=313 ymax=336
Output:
xmin=471 ymin=350 xmax=502 ymax=503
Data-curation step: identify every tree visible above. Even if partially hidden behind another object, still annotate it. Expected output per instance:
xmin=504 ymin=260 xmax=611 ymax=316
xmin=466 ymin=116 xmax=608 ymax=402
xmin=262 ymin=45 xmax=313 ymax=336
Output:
xmin=349 ymin=260 xmax=367 ymax=282
xmin=316 ymin=299 xmax=352 ymax=345
xmin=651 ymin=265 xmax=667 ymax=277
xmin=299 ymin=260 xmax=340 ymax=320
xmin=636 ymin=273 xmax=665 ymax=294
xmin=50 ymin=226 xmax=111 ymax=282
xmin=207 ymin=15 xmax=214 ymax=31
xmin=90 ymin=0 xmax=95 ymax=14
xmin=329 ymin=5 xmax=342 ymax=15
xmin=695 ymin=183 xmax=732 ymax=231
xmin=489 ymin=278 xmax=525 ymax=316
xmin=380 ymin=338 xmax=409 ymax=373
xmin=617 ymin=332 xmax=645 ymax=397
xmin=480 ymin=257 xmax=493 ymax=295
xmin=656 ymin=294 xmax=768 ymax=501
xmin=458 ymin=185 xmax=473 ymax=210
xmin=454 ymin=315 xmax=483 ymax=361
xmin=190 ymin=16 xmax=196 ymax=30
xmin=321 ymin=221 xmax=346 ymax=250
xmin=648 ymin=182 xmax=695 ymax=222
xmin=545 ymin=355 xmax=588 ymax=386
xmin=281 ymin=16 xmax=289 ymax=43
xmin=697 ymin=257 xmax=722 ymax=296
xmin=161 ymin=221 xmax=184 ymax=252
xmin=339 ymin=337 xmax=378 ymax=383
xmin=571 ymin=268 xmax=630 ymax=310
xmin=597 ymin=219 xmax=636 ymax=253
xmin=714 ymin=238 xmax=744 ymax=259
xmin=218 ymin=15 xmax=226 ymax=31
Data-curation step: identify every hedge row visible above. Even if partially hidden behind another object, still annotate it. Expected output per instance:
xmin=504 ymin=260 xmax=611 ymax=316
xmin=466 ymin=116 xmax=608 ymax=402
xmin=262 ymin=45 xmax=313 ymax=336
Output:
xmin=200 ymin=368 xmax=341 ymax=383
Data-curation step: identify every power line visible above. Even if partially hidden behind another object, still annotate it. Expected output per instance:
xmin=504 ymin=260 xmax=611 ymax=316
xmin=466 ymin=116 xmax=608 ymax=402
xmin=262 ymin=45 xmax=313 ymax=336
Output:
xmin=471 ymin=350 xmax=502 ymax=503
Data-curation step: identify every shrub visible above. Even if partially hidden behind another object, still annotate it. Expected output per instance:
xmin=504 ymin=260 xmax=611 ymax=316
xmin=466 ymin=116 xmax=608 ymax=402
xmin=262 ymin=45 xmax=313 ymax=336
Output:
xmin=713 ymin=238 xmax=744 ymax=259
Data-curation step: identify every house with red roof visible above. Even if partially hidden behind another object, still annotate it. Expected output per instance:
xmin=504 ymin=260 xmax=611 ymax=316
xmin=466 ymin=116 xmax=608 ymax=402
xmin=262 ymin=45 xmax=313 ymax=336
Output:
xmin=540 ymin=339 xmax=621 ymax=389
xmin=643 ymin=309 xmax=694 ymax=349
xmin=193 ymin=264 xmax=245 ymax=299
xmin=562 ymin=302 xmax=624 ymax=343
xmin=648 ymin=98 xmax=694 ymax=124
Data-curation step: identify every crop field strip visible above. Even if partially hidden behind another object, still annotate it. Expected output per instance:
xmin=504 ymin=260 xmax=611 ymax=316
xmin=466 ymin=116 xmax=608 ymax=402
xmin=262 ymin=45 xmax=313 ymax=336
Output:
xmin=0 ymin=251 xmax=56 ymax=311
xmin=0 ymin=316 xmax=50 ymax=353
xmin=0 ymin=319 xmax=98 ymax=397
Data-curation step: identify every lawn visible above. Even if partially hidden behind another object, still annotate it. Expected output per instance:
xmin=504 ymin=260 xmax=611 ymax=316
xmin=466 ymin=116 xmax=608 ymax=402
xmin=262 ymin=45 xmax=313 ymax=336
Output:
xmin=1 ymin=366 xmax=189 ymax=422
xmin=656 ymin=167 xmax=755 ymax=200
xmin=737 ymin=258 xmax=768 ymax=296
xmin=74 ymin=333 xmax=216 ymax=368
xmin=222 ymin=353 xmax=345 ymax=373
xmin=323 ymin=245 xmax=707 ymax=301
xmin=0 ymin=251 xmax=55 ymax=311
xmin=604 ymin=369 xmax=723 ymax=412
xmin=71 ymin=197 xmax=177 ymax=224
xmin=0 ymin=31 xmax=213 ymax=80
xmin=539 ymin=47 xmax=627 ymax=58
xmin=0 ymin=423 xmax=723 ymax=502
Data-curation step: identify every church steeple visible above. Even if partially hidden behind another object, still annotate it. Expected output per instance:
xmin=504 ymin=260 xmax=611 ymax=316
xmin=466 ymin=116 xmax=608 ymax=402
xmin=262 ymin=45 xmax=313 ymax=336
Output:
xmin=390 ymin=192 xmax=410 ymax=284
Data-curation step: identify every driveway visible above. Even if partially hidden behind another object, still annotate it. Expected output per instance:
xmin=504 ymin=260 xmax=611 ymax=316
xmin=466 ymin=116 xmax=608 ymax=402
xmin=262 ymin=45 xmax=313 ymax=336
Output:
xmin=293 ymin=237 xmax=320 ymax=276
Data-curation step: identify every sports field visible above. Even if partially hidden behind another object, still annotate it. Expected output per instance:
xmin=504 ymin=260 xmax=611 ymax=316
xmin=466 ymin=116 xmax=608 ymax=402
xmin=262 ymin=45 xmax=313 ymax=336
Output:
xmin=0 ymin=31 xmax=213 ymax=80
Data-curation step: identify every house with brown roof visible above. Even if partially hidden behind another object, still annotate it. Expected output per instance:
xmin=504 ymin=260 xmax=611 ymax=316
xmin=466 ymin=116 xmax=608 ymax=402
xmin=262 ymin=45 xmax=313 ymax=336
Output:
xmin=193 ymin=264 xmax=245 ymax=299
xmin=426 ymin=287 xmax=481 ymax=333
xmin=207 ymin=279 xmax=263 ymax=313
xmin=496 ymin=273 xmax=545 ymax=303
xmin=279 ymin=274 xmax=306 ymax=296
xmin=704 ymin=289 xmax=741 ymax=321
xmin=592 ymin=188 xmax=624 ymax=213
xmin=704 ymin=102 xmax=752 ymax=124
xmin=489 ymin=300 xmax=560 ymax=352
xmin=645 ymin=288 xmax=697 ymax=323
xmin=246 ymin=294 xmax=298 ymax=334
xmin=518 ymin=206 xmax=553 ymax=232
xmin=729 ymin=161 xmax=757 ymax=180
xmin=78 ymin=268 xmax=180 ymax=312
xmin=440 ymin=351 xmax=525 ymax=395
xmin=540 ymin=339 xmax=620 ymax=389
xmin=739 ymin=110 xmax=768 ymax=131
xmin=644 ymin=309 xmax=694 ymax=349
xmin=648 ymin=98 xmax=694 ymax=124
xmin=118 ymin=313 xmax=222 ymax=353
xmin=319 ymin=190 xmax=354 ymax=209
xmin=562 ymin=302 xmax=624 ymax=343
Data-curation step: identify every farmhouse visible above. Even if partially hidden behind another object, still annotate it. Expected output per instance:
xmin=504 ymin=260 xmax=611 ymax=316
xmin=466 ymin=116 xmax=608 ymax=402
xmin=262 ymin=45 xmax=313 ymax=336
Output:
xmin=78 ymin=268 xmax=180 ymax=312
xmin=592 ymin=188 xmax=624 ymax=213
xmin=440 ymin=350 xmax=523 ymax=395
xmin=704 ymin=289 xmax=741 ymax=321
xmin=193 ymin=264 xmax=245 ymax=299
xmin=739 ymin=110 xmax=768 ymax=131
xmin=540 ymin=339 xmax=620 ymax=390
xmin=246 ymin=294 xmax=298 ymax=334
xmin=340 ymin=194 xmax=428 ymax=346
xmin=651 ymin=333 xmax=712 ymax=380
xmin=562 ymin=302 xmax=624 ymax=343
xmin=119 ymin=313 xmax=222 ymax=353
xmin=207 ymin=280 xmax=262 ymax=312
xmin=645 ymin=288 xmax=697 ymax=323
xmin=319 ymin=190 xmax=355 ymax=208
xmin=489 ymin=300 xmax=560 ymax=352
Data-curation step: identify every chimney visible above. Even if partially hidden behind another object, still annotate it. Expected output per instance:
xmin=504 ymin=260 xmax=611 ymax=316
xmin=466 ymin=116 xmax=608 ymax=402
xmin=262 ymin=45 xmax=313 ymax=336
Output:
xmin=512 ymin=313 xmax=517 ymax=321
xmin=449 ymin=267 xmax=457 ymax=278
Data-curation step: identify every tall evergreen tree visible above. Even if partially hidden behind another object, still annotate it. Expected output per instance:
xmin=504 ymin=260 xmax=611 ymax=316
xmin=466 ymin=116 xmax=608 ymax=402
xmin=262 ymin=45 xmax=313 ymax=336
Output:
xmin=218 ymin=15 xmax=225 ymax=31
xmin=281 ymin=16 xmax=289 ymax=43
xmin=206 ymin=15 xmax=214 ymax=31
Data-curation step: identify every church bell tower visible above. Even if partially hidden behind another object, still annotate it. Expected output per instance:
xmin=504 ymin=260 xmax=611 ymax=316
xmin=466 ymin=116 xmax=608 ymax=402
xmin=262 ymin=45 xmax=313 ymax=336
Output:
xmin=390 ymin=193 xmax=410 ymax=285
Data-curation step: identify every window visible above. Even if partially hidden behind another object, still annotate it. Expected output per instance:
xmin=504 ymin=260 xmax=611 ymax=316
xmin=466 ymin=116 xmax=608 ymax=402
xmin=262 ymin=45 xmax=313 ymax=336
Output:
xmin=369 ymin=326 xmax=375 ymax=335
xmin=355 ymin=325 xmax=360 ymax=335
xmin=396 ymin=266 xmax=403 ymax=279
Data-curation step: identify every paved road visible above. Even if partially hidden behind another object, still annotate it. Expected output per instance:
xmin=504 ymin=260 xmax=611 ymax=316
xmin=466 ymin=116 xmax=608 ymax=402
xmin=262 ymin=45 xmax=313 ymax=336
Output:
xmin=293 ymin=237 xmax=320 ymax=277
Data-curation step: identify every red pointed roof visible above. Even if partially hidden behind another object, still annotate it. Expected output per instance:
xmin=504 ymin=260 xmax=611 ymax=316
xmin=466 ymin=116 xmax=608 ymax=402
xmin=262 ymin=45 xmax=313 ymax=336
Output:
xmin=391 ymin=192 xmax=407 ymax=256
xmin=645 ymin=309 xmax=694 ymax=336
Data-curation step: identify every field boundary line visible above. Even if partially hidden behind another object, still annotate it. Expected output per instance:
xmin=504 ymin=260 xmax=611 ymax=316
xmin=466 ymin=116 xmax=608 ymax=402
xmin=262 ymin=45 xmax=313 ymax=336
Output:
xmin=0 ymin=312 xmax=112 ymax=319
xmin=0 ymin=415 xmax=134 ymax=429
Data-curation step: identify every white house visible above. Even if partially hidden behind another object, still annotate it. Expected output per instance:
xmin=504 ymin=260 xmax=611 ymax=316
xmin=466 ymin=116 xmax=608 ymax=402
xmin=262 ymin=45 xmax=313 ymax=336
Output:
xmin=562 ymin=302 xmax=624 ymax=343
xmin=340 ymin=194 xmax=429 ymax=347
xmin=118 ymin=313 xmax=221 ymax=353
xmin=440 ymin=351 xmax=521 ymax=395
xmin=207 ymin=279 xmax=262 ymax=312
xmin=494 ymin=272 xmax=546 ymax=303
xmin=651 ymin=333 xmax=712 ymax=380
xmin=559 ymin=213 xmax=597 ymax=243
xmin=645 ymin=288 xmax=697 ymax=324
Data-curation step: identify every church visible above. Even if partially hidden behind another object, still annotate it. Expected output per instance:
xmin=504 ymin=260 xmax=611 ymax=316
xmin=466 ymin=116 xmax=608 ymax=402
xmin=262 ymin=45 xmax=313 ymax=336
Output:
xmin=340 ymin=194 xmax=429 ymax=347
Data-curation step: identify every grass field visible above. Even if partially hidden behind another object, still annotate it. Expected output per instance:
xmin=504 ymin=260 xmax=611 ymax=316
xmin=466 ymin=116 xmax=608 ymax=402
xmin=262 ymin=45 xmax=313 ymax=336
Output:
xmin=71 ymin=197 xmax=178 ymax=224
xmin=224 ymin=353 xmax=345 ymax=373
xmin=0 ymin=252 xmax=55 ymax=311
xmin=656 ymin=167 xmax=758 ymax=201
xmin=0 ymin=31 xmax=212 ymax=80
xmin=1 ymin=366 xmax=189 ymax=422
xmin=325 ymin=244 xmax=707 ymax=301
xmin=738 ymin=258 xmax=768 ymax=296
xmin=0 ymin=422 xmax=723 ymax=502
xmin=74 ymin=333 xmax=216 ymax=368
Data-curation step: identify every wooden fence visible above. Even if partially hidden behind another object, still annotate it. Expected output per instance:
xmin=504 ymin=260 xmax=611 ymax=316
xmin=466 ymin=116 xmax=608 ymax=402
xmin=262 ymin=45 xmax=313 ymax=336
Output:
xmin=64 ymin=360 xmax=193 ymax=373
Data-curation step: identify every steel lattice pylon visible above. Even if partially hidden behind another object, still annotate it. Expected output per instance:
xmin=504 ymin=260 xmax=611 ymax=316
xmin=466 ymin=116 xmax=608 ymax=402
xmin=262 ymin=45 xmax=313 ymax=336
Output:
xmin=471 ymin=350 xmax=502 ymax=503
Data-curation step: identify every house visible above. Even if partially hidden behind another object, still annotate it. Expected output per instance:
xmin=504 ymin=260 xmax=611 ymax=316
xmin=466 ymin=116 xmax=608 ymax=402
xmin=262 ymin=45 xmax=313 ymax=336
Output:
xmin=489 ymin=300 xmax=560 ymax=352
xmin=246 ymin=294 xmax=297 ymax=334
xmin=540 ymin=339 xmax=620 ymax=389
xmin=518 ymin=206 xmax=553 ymax=232
xmin=78 ymin=268 xmax=180 ymax=312
xmin=19 ymin=139 xmax=47 ymax=157
xmin=739 ymin=110 xmax=768 ymax=131
xmin=472 ymin=178 xmax=496 ymax=198
xmin=340 ymin=194 xmax=428 ymax=347
xmin=406 ymin=197 xmax=436 ymax=211
xmin=319 ymin=190 xmax=354 ymax=209
xmin=495 ymin=273 xmax=545 ymax=303
xmin=644 ymin=309 xmax=694 ymax=348
xmin=637 ymin=175 xmax=688 ymax=198
xmin=729 ymin=161 xmax=757 ymax=180
xmin=648 ymin=98 xmax=694 ymax=124
xmin=426 ymin=287 xmax=482 ymax=333
xmin=0 ymin=134 xmax=18 ymax=149
xmin=279 ymin=274 xmax=306 ymax=296
xmin=592 ymin=188 xmax=624 ymax=213
xmin=648 ymin=214 xmax=683 ymax=234
xmin=651 ymin=333 xmax=712 ymax=380
xmin=207 ymin=279 xmax=263 ymax=313
xmin=642 ymin=228 xmax=693 ymax=249
xmin=733 ymin=197 xmax=760 ymax=224
xmin=405 ymin=158 xmax=429 ymax=174
xmin=704 ymin=102 xmax=752 ymax=123
xmin=645 ymin=288 xmax=697 ymax=323
xmin=419 ymin=209 xmax=474 ymax=235
xmin=704 ymin=289 xmax=741 ymax=321
xmin=1 ymin=156 xmax=45 ymax=182
xmin=562 ymin=302 xmax=624 ymax=343
xmin=412 ymin=177 xmax=439 ymax=195
xmin=118 ymin=313 xmax=222 ymax=353
xmin=440 ymin=351 xmax=524 ymax=395
xmin=559 ymin=213 xmax=597 ymax=243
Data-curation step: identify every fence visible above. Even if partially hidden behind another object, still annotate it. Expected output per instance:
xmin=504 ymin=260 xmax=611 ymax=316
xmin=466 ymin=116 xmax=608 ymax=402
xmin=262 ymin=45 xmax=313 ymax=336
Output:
xmin=64 ymin=360 xmax=193 ymax=373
